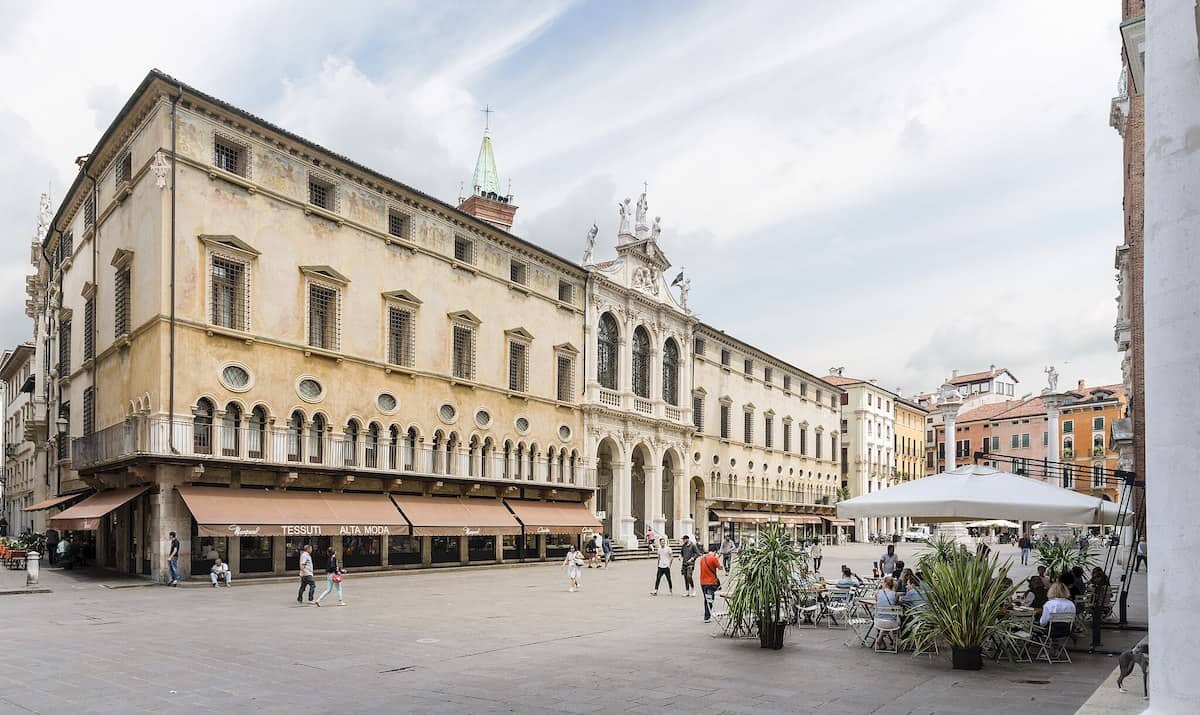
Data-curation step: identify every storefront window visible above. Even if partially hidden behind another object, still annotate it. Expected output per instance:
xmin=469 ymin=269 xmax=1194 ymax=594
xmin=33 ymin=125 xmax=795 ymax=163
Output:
xmin=190 ymin=521 xmax=228 ymax=577
xmin=502 ymin=535 xmax=532 ymax=561
xmin=467 ymin=535 xmax=495 ymax=562
xmin=342 ymin=536 xmax=381 ymax=568
xmin=431 ymin=536 xmax=460 ymax=564
xmin=388 ymin=536 xmax=420 ymax=565
xmin=239 ymin=536 xmax=274 ymax=573
xmin=545 ymin=533 xmax=576 ymax=559
xmin=285 ymin=536 xmax=330 ymax=572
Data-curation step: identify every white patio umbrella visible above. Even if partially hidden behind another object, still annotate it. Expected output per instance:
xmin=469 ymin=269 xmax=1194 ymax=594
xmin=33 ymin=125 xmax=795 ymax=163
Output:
xmin=836 ymin=464 xmax=1124 ymax=526
xmin=965 ymin=519 xmax=1020 ymax=529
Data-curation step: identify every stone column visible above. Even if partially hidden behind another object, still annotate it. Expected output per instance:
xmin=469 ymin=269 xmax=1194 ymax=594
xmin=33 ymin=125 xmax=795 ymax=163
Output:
xmin=150 ymin=464 xmax=192 ymax=583
xmin=459 ymin=535 xmax=469 ymax=565
xmin=644 ymin=464 xmax=664 ymax=536
xmin=1042 ymin=392 xmax=1068 ymax=484
xmin=1144 ymin=10 xmax=1200 ymax=707
xmin=612 ymin=460 xmax=636 ymax=548
xmin=940 ymin=404 xmax=960 ymax=473
xmin=420 ymin=536 xmax=431 ymax=567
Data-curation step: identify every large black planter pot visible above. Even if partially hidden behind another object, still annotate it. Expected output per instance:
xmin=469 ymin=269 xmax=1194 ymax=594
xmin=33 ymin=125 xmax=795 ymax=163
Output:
xmin=759 ymin=621 xmax=787 ymax=650
xmin=951 ymin=646 xmax=983 ymax=670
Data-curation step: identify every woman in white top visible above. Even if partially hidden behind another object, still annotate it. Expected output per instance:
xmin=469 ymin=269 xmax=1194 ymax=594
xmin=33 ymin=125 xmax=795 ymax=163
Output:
xmin=809 ymin=539 xmax=823 ymax=572
xmin=875 ymin=576 xmax=900 ymax=623
xmin=651 ymin=538 xmax=674 ymax=595
xmin=1039 ymin=582 xmax=1076 ymax=637
xmin=563 ymin=544 xmax=584 ymax=592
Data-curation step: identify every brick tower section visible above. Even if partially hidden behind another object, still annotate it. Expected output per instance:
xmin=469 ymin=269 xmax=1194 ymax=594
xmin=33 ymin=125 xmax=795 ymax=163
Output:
xmin=1121 ymin=0 xmax=1146 ymax=528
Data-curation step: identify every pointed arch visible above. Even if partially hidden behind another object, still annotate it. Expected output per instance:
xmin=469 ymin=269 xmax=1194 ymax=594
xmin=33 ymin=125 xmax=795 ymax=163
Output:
xmin=194 ymin=398 xmax=215 ymax=455
xmin=597 ymin=312 xmax=620 ymax=390
xmin=287 ymin=409 xmax=305 ymax=462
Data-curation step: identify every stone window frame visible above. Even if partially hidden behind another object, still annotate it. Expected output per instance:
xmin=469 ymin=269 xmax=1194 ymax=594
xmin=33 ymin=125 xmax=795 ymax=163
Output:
xmin=387 ymin=206 xmax=413 ymax=241
xmin=382 ymin=290 xmax=421 ymax=369
xmin=505 ymin=327 xmax=534 ymax=394
xmin=742 ymin=403 xmax=755 ymax=445
xmin=554 ymin=343 xmax=579 ymax=403
xmin=448 ymin=310 xmax=481 ymax=382
xmin=692 ymin=389 xmax=706 ymax=432
xmin=213 ymin=132 xmax=252 ymax=179
xmin=453 ymin=234 xmax=476 ymax=265
xmin=299 ymin=266 xmax=349 ymax=353
xmin=718 ymin=396 xmax=732 ymax=440
xmin=112 ymin=249 xmax=134 ymax=339
xmin=509 ymin=258 xmax=529 ymax=286
xmin=202 ymin=236 xmax=259 ymax=333
xmin=557 ymin=280 xmax=575 ymax=305
xmin=306 ymin=171 xmax=339 ymax=212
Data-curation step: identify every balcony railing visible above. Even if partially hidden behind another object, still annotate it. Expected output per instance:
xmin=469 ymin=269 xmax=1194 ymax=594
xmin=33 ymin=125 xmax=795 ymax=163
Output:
xmin=599 ymin=389 xmax=620 ymax=408
xmin=633 ymin=398 xmax=653 ymax=415
xmin=73 ymin=417 xmax=595 ymax=489
xmin=706 ymin=479 xmax=834 ymax=508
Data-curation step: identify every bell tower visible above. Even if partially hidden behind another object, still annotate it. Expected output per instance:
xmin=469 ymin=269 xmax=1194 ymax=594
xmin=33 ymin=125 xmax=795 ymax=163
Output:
xmin=457 ymin=105 xmax=518 ymax=231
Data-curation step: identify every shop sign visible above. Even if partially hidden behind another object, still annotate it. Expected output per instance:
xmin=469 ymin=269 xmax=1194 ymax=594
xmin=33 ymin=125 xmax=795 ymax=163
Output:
xmin=462 ymin=527 xmax=481 ymax=536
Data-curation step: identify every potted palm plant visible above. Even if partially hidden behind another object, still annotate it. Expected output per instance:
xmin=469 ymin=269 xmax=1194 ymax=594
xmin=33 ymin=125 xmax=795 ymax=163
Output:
xmin=724 ymin=524 xmax=808 ymax=649
xmin=904 ymin=549 xmax=1019 ymax=670
xmin=1035 ymin=541 xmax=1096 ymax=580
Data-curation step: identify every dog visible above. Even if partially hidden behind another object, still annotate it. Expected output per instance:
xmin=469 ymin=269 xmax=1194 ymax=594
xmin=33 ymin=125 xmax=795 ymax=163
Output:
xmin=1116 ymin=642 xmax=1149 ymax=699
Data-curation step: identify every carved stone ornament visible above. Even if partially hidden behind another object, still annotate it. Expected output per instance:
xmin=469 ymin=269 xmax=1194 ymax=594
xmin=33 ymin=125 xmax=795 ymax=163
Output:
xmin=633 ymin=267 xmax=659 ymax=296
xmin=151 ymin=150 xmax=170 ymax=189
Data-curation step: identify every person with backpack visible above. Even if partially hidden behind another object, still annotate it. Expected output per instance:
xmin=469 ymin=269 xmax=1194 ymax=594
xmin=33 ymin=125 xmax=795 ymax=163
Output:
xmin=698 ymin=544 xmax=724 ymax=623
xmin=315 ymin=546 xmax=345 ymax=607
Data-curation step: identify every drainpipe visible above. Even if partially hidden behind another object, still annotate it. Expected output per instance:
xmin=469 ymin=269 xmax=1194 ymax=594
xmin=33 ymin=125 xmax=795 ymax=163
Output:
xmin=39 ymin=231 xmax=54 ymax=495
xmin=168 ymin=87 xmax=181 ymax=453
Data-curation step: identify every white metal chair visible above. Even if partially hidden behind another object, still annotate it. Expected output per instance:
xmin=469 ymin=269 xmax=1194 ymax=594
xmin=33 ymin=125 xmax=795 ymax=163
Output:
xmin=1044 ymin=611 xmax=1076 ymax=663
xmin=873 ymin=605 xmax=903 ymax=653
xmin=823 ymin=588 xmax=853 ymax=629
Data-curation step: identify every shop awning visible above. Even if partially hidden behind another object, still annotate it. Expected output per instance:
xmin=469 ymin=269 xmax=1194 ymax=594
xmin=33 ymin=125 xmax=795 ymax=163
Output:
xmin=821 ymin=516 xmax=854 ymax=527
xmin=391 ymin=495 xmax=521 ymax=537
xmin=778 ymin=514 xmax=823 ymax=525
xmin=178 ymin=486 xmax=409 ymax=537
xmin=504 ymin=499 xmax=602 ymax=535
xmin=711 ymin=509 xmax=775 ymax=524
xmin=25 ymin=492 xmax=90 ymax=512
xmin=49 ymin=486 xmax=150 ymax=530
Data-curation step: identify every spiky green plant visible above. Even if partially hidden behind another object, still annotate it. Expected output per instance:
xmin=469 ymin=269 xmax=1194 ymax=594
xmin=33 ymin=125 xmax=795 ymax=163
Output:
xmin=903 ymin=550 xmax=1020 ymax=654
xmin=724 ymin=524 xmax=809 ymax=640
xmin=916 ymin=534 xmax=961 ymax=573
xmin=1035 ymin=541 xmax=1096 ymax=580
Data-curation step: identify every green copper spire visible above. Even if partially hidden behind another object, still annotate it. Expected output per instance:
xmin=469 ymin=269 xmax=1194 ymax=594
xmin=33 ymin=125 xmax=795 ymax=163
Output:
xmin=471 ymin=133 xmax=502 ymax=197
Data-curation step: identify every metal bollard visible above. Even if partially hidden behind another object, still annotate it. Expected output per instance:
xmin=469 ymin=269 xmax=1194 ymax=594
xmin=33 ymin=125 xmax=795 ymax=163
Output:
xmin=26 ymin=551 xmax=40 ymax=586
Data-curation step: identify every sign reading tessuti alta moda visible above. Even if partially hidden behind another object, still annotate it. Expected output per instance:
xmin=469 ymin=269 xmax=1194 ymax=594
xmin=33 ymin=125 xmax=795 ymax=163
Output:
xmin=205 ymin=524 xmax=399 ymax=537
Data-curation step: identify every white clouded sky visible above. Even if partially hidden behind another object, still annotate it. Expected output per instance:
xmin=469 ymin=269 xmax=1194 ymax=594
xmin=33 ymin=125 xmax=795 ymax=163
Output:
xmin=0 ymin=0 xmax=1124 ymax=395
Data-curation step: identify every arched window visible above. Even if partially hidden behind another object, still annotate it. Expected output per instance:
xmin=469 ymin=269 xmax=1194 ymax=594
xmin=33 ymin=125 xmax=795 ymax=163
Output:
xmin=632 ymin=326 xmax=651 ymax=398
xmin=248 ymin=406 xmax=266 ymax=459
xmin=221 ymin=403 xmax=241 ymax=457
xmin=557 ymin=449 xmax=566 ymax=483
xmin=547 ymin=446 xmax=557 ymax=481
xmin=366 ymin=423 xmax=380 ymax=468
xmin=528 ymin=443 xmax=538 ymax=481
xmin=569 ymin=450 xmax=578 ymax=484
xmin=388 ymin=425 xmax=399 ymax=469
xmin=431 ymin=430 xmax=445 ymax=473
xmin=481 ymin=437 xmax=493 ymax=478
xmin=445 ymin=432 xmax=458 ymax=474
xmin=309 ymin=414 xmax=326 ymax=464
xmin=515 ymin=443 xmax=525 ymax=479
xmin=503 ymin=440 xmax=513 ymax=478
xmin=288 ymin=410 xmax=304 ymax=462
xmin=405 ymin=427 xmax=418 ymax=470
xmin=194 ymin=398 xmax=214 ymax=455
xmin=597 ymin=313 xmax=619 ymax=390
xmin=662 ymin=337 xmax=680 ymax=406
xmin=343 ymin=420 xmax=360 ymax=466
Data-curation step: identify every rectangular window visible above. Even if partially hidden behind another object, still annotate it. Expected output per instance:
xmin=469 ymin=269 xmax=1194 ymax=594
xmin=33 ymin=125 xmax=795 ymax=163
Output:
xmin=387 ymin=209 xmax=411 ymax=240
xmin=763 ymin=366 xmax=773 ymax=384
xmin=452 ymin=324 xmax=476 ymax=380
xmin=831 ymin=435 xmax=837 ymax=462
xmin=509 ymin=260 xmax=527 ymax=285
xmin=58 ymin=319 xmax=71 ymax=375
xmin=114 ymin=266 xmax=131 ymax=337
xmin=744 ymin=358 xmax=753 ymax=375
xmin=692 ymin=396 xmax=704 ymax=430
xmin=743 ymin=411 xmax=753 ymax=444
xmin=83 ymin=298 xmax=94 ymax=361
xmin=556 ymin=354 xmax=574 ymax=402
xmin=815 ymin=389 xmax=823 ymax=404
xmin=1011 ymin=433 xmax=1019 ymax=449
xmin=1092 ymin=465 xmax=1104 ymax=488
xmin=800 ymin=427 xmax=808 ymax=456
xmin=82 ymin=386 xmax=95 ymax=436
xmin=57 ymin=402 xmax=70 ymax=460
xmin=1063 ymin=420 xmax=1073 ymax=434
xmin=58 ymin=232 xmax=74 ymax=266
xmin=84 ymin=194 xmax=96 ymax=228
xmin=800 ymin=383 xmax=808 ymax=398
xmin=938 ymin=442 xmax=945 ymax=459
xmin=991 ymin=436 xmax=999 ymax=451
xmin=557 ymin=280 xmax=574 ymax=303
xmin=308 ymin=175 xmax=334 ymax=209
xmin=982 ymin=437 xmax=990 ymax=454
xmin=507 ymin=341 xmax=528 ymax=392
xmin=210 ymin=255 xmax=247 ymax=330
xmin=454 ymin=235 xmax=475 ymax=264
xmin=764 ymin=416 xmax=774 ymax=448
xmin=815 ymin=435 xmax=823 ymax=460
xmin=116 ymin=151 xmax=132 ymax=186
xmin=387 ymin=306 xmax=415 ymax=367
xmin=783 ymin=423 xmax=792 ymax=452
xmin=1021 ymin=433 xmax=1031 ymax=448
xmin=783 ymin=374 xmax=791 ymax=391
xmin=307 ymin=283 xmax=339 ymax=350
xmin=1092 ymin=417 xmax=1105 ymax=431
xmin=693 ymin=337 xmax=706 ymax=356
xmin=213 ymin=137 xmax=246 ymax=175
xmin=926 ymin=430 xmax=934 ymax=443
xmin=1062 ymin=466 xmax=1074 ymax=489
xmin=720 ymin=349 xmax=731 ymax=367
xmin=1043 ymin=431 xmax=1048 ymax=446
xmin=719 ymin=404 xmax=730 ymax=439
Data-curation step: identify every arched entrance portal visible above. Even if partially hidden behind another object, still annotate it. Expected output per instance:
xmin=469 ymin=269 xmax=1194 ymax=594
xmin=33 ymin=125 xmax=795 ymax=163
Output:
xmin=595 ymin=437 xmax=620 ymax=537
xmin=689 ymin=476 xmax=707 ymax=546
xmin=630 ymin=444 xmax=650 ymax=540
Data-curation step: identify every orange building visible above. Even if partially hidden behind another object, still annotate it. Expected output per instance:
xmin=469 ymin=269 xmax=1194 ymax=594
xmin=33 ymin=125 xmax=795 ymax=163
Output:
xmin=1058 ymin=381 xmax=1125 ymax=502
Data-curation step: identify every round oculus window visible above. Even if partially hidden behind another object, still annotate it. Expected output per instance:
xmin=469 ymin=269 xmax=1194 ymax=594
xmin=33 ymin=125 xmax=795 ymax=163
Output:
xmin=475 ymin=409 xmax=492 ymax=428
xmin=558 ymin=425 xmax=571 ymax=441
xmin=693 ymin=452 xmax=701 ymax=463
xmin=438 ymin=404 xmax=457 ymax=423
xmin=377 ymin=393 xmax=397 ymax=412
xmin=221 ymin=364 xmax=250 ymax=390
xmin=297 ymin=378 xmax=323 ymax=401
xmin=515 ymin=416 xmax=530 ymax=434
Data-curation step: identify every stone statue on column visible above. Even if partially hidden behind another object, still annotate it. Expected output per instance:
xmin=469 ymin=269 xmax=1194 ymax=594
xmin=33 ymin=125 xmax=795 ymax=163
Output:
xmin=35 ymin=192 xmax=51 ymax=242
xmin=1044 ymin=365 xmax=1059 ymax=393
xmin=635 ymin=190 xmax=649 ymax=238
xmin=582 ymin=223 xmax=598 ymax=264
xmin=651 ymin=216 xmax=661 ymax=242
xmin=618 ymin=198 xmax=633 ymax=238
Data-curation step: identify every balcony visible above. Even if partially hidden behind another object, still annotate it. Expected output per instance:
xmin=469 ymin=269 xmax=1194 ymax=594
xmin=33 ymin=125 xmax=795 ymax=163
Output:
xmin=72 ymin=417 xmax=595 ymax=490
xmin=664 ymin=405 xmax=682 ymax=422
xmin=599 ymin=389 xmax=621 ymax=408
xmin=633 ymin=397 xmax=653 ymax=415
xmin=706 ymin=479 xmax=835 ymax=509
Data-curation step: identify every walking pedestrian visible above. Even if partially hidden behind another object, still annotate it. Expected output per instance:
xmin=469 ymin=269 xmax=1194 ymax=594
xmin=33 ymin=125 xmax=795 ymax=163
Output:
xmin=314 ymin=546 xmax=345 ymax=606
xmin=45 ymin=529 xmax=59 ymax=567
xmin=651 ymin=537 xmax=674 ymax=595
xmin=809 ymin=538 xmax=823 ymax=572
xmin=679 ymin=535 xmax=702 ymax=597
xmin=1019 ymin=533 xmax=1032 ymax=566
xmin=602 ymin=533 xmax=614 ymax=567
xmin=698 ymin=544 xmax=723 ymax=623
xmin=297 ymin=543 xmax=316 ymax=603
xmin=880 ymin=544 xmax=898 ymax=576
xmin=645 ymin=527 xmax=657 ymax=553
xmin=167 ymin=531 xmax=181 ymax=586
xmin=563 ymin=544 xmax=583 ymax=592
xmin=719 ymin=535 xmax=735 ymax=572
xmin=1134 ymin=539 xmax=1147 ymax=572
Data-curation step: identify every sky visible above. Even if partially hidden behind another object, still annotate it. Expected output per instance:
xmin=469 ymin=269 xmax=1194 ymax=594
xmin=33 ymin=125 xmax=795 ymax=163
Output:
xmin=0 ymin=0 xmax=1125 ymax=397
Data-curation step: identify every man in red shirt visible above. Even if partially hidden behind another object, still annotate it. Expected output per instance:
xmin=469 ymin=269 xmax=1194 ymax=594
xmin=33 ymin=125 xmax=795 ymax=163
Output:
xmin=698 ymin=544 xmax=724 ymax=623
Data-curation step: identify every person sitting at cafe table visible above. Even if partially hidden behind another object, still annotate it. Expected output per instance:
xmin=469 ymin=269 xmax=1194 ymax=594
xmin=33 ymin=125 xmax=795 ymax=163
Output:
xmin=834 ymin=565 xmax=862 ymax=587
xmin=1022 ymin=575 xmax=1049 ymax=616
xmin=895 ymin=568 xmax=915 ymax=595
xmin=876 ymin=576 xmax=901 ymax=620
xmin=900 ymin=573 xmax=926 ymax=607
xmin=890 ymin=559 xmax=906 ymax=582
xmin=210 ymin=558 xmax=231 ymax=588
xmin=1038 ymin=582 xmax=1076 ymax=637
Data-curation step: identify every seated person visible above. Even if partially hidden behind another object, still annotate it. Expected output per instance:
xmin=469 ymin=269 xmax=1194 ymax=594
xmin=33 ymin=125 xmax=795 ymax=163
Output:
xmin=834 ymin=565 xmax=862 ymax=587
xmin=1059 ymin=570 xmax=1080 ymax=600
xmin=895 ymin=567 xmax=914 ymax=595
xmin=1069 ymin=566 xmax=1086 ymax=599
xmin=210 ymin=558 xmax=231 ymax=587
xmin=1038 ymin=582 xmax=1076 ymax=638
xmin=890 ymin=560 xmax=906 ymax=581
xmin=1022 ymin=575 xmax=1049 ymax=616
xmin=875 ymin=576 xmax=901 ymax=622
xmin=900 ymin=573 xmax=925 ymax=607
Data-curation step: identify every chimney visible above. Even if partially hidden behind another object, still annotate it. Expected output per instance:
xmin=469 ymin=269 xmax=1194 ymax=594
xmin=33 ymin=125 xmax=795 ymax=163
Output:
xmin=896 ymin=387 xmax=904 ymax=397
xmin=989 ymin=364 xmax=996 ymax=372
xmin=951 ymin=369 xmax=958 ymax=378
xmin=1078 ymin=379 xmax=1086 ymax=391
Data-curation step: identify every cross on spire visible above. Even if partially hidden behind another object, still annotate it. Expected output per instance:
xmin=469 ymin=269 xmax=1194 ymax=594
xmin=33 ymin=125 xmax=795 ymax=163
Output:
xmin=481 ymin=104 xmax=494 ymax=134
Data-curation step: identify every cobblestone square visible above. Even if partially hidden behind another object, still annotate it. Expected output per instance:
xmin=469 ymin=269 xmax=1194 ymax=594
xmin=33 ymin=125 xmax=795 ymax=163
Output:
xmin=0 ymin=543 xmax=1146 ymax=714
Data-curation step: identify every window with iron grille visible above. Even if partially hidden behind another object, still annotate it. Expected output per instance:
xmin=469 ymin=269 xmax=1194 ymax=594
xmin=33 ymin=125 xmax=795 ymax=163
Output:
xmin=800 ymin=427 xmax=808 ymax=455
xmin=452 ymin=324 xmax=476 ymax=380
xmin=596 ymin=313 xmax=619 ymax=390
xmin=84 ymin=194 xmax=96 ymax=227
xmin=631 ymin=326 xmax=651 ymax=398
xmin=83 ymin=298 xmax=94 ymax=360
xmin=388 ymin=209 xmax=411 ymax=240
xmin=307 ymin=283 xmax=340 ymax=350
xmin=831 ymin=435 xmax=837 ymax=462
xmin=662 ymin=338 xmax=680 ymax=406
xmin=720 ymin=349 xmax=730 ymax=367
xmin=557 ymin=280 xmax=574 ymax=303
xmin=454 ymin=235 xmax=474 ymax=264
xmin=213 ymin=137 xmax=246 ymax=176
xmin=556 ymin=354 xmax=574 ymax=402
xmin=764 ymin=415 xmax=773 ymax=448
xmin=210 ymin=254 xmax=248 ymax=330
xmin=783 ymin=374 xmax=791 ymax=391
xmin=693 ymin=337 xmax=705 ymax=356
xmin=308 ymin=175 xmax=334 ymax=210
xmin=510 ymin=260 xmax=527 ymax=285
xmin=57 ymin=402 xmax=70 ymax=460
xmin=58 ymin=319 xmax=71 ymax=375
xmin=783 ymin=422 xmax=792 ymax=451
xmin=693 ymin=396 xmax=704 ymax=430
xmin=82 ymin=387 xmax=95 ymax=436
xmin=116 ymin=152 xmax=132 ymax=185
xmin=59 ymin=232 xmax=73 ymax=264
xmin=114 ymin=266 xmax=131 ymax=337
xmin=387 ymin=305 xmax=415 ymax=367
xmin=508 ymin=340 xmax=529 ymax=392
xmin=815 ymin=434 xmax=823 ymax=459
xmin=764 ymin=366 xmax=773 ymax=384
xmin=720 ymin=404 xmax=730 ymax=439
xmin=743 ymin=410 xmax=753 ymax=444
xmin=744 ymin=358 xmax=752 ymax=375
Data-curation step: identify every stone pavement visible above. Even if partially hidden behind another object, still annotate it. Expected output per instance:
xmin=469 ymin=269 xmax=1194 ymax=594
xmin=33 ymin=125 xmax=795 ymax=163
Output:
xmin=0 ymin=542 xmax=1147 ymax=714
